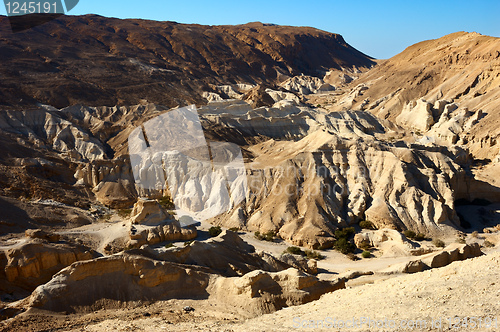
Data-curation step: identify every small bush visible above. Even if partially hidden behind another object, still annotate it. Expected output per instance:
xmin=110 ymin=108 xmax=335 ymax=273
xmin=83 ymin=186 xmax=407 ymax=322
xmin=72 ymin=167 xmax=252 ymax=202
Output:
xmin=414 ymin=233 xmax=426 ymax=241
xmin=158 ymin=195 xmax=175 ymax=210
xmin=286 ymin=246 xmax=305 ymax=256
xmin=284 ymin=247 xmax=325 ymax=260
xmin=361 ymin=250 xmax=371 ymax=258
xmin=255 ymin=230 xmax=276 ymax=242
xmin=334 ymin=237 xmax=356 ymax=254
xmin=432 ymin=239 xmax=445 ymax=248
xmin=357 ymin=242 xmax=372 ymax=250
xmin=346 ymin=253 xmax=360 ymax=261
xmin=264 ymin=231 xmax=276 ymax=241
xmin=184 ymin=240 xmax=194 ymax=247
xmin=305 ymin=249 xmax=325 ymax=260
xmin=228 ymin=227 xmax=240 ymax=232
xmin=165 ymin=243 xmax=175 ymax=249
xmin=335 ymin=227 xmax=356 ymax=239
xmin=403 ymin=230 xmax=416 ymax=239
xmin=359 ymin=220 xmax=376 ymax=230
xmin=333 ymin=227 xmax=356 ymax=254
xmin=482 ymin=240 xmax=495 ymax=248
xmin=208 ymin=226 xmax=222 ymax=237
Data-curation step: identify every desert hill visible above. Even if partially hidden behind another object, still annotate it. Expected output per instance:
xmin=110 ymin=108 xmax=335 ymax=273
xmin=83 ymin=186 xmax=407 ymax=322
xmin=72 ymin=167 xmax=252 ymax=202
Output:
xmin=0 ymin=15 xmax=374 ymax=109
xmin=329 ymin=31 xmax=500 ymax=160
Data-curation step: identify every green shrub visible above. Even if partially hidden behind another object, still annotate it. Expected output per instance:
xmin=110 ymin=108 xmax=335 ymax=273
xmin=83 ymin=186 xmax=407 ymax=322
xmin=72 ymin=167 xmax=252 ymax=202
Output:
xmin=255 ymin=230 xmax=276 ymax=242
xmin=165 ymin=243 xmax=175 ymax=249
xmin=335 ymin=227 xmax=355 ymax=239
xmin=208 ymin=226 xmax=222 ymax=237
xmin=356 ymin=238 xmax=372 ymax=250
xmin=264 ymin=231 xmax=276 ymax=241
xmin=333 ymin=227 xmax=356 ymax=254
xmin=158 ymin=195 xmax=175 ymax=210
xmin=229 ymin=227 xmax=240 ymax=232
xmin=432 ymin=239 xmax=445 ymax=248
xmin=305 ymin=249 xmax=325 ymax=260
xmin=414 ymin=233 xmax=426 ymax=241
xmin=184 ymin=240 xmax=194 ymax=247
xmin=346 ymin=253 xmax=360 ymax=261
xmin=359 ymin=220 xmax=376 ymax=230
xmin=334 ymin=237 xmax=356 ymax=254
xmin=285 ymin=246 xmax=305 ymax=256
xmin=361 ymin=251 xmax=371 ymax=258
xmin=403 ymin=230 xmax=416 ymax=239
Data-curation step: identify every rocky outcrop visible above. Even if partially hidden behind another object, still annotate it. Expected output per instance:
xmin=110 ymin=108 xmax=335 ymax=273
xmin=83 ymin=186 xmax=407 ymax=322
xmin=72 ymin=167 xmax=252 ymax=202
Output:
xmin=28 ymin=254 xmax=344 ymax=315
xmin=28 ymin=255 xmax=212 ymax=312
xmin=210 ymin=268 xmax=344 ymax=316
xmin=278 ymin=253 xmax=318 ymax=275
xmin=0 ymin=109 xmax=107 ymax=162
xmin=25 ymin=229 xmax=60 ymax=243
xmin=381 ymin=243 xmax=483 ymax=274
xmin=265 ymin=89 xmax=301 ymax=105
xmin=242 ymin=85 xmax=276 ymax=108
xmin=1 ymin=240 xmax=98 ymax=291
xmin=128 ymin=221 xmax=197 ymax=249
xmin=126 ymin=198 xmax=197 ymax=248
xmin=135 ymin=230 xmax=287 ymax=276
xmin=396 ymin=99 xmax=435 ymax=132
xmin=280 ymin=76 xmax=334 ymax=95
xmin=74 ymin=157 xmax=137 ymax=208
xmin=130 ymin=199 xmax=170 ymax=226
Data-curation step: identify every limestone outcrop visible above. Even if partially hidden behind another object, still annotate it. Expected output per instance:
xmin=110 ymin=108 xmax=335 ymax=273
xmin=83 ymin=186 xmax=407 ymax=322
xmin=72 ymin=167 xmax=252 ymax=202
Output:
xmin=28 ymin=255 xmax=212 ymax=313
xmin=126 ymin=198 xmax=197 ymax=248
xmin=0 ymin=240 xmax=98 ymax=291
xmin=28 ymin=254 xmax=344 ymax=315
xmin=280 ymin=76 xmax=334 ymax=95
xmin=381 ymin=243 xmax=483 ymax=274
xmin=128 ymin=221 xmax=197 ymax=248
xmin=134 ymin=230 xmax=287 ymax=276
xmin=210 ymin=268 xmax=344 ymax=316
xmin=353 ymin=229 xmax=429 ymax=257
xmin=278 ymin=253 xmax=318 ymax=275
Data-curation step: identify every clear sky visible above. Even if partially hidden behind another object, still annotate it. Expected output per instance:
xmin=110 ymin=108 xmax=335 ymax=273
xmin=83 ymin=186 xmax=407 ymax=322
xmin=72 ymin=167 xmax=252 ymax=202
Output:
xmin=3 ymin=0 xmax=500 ymax=59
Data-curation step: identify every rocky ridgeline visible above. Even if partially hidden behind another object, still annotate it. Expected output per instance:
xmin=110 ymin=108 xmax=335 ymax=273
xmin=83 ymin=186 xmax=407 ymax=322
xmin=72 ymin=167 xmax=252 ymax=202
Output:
xmin=337 ymin=32 xmax=500 ymax=162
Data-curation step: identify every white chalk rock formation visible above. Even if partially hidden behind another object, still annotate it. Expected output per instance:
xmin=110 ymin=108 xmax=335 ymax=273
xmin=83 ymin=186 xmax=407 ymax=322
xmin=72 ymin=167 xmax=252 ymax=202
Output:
xmin=280 ymin=75 xmax=328 ymax=95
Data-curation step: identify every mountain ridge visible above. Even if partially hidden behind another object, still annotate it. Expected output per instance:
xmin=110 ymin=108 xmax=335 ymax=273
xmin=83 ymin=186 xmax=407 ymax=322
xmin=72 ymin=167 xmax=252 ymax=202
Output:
xmin=0 ymin=14 xmax=374 ymax=109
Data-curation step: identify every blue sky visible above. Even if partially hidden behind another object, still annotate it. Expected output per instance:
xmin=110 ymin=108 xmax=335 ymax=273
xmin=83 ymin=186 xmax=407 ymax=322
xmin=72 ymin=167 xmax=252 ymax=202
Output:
xmin=3 ymin=0 xmax=500 ymax=59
